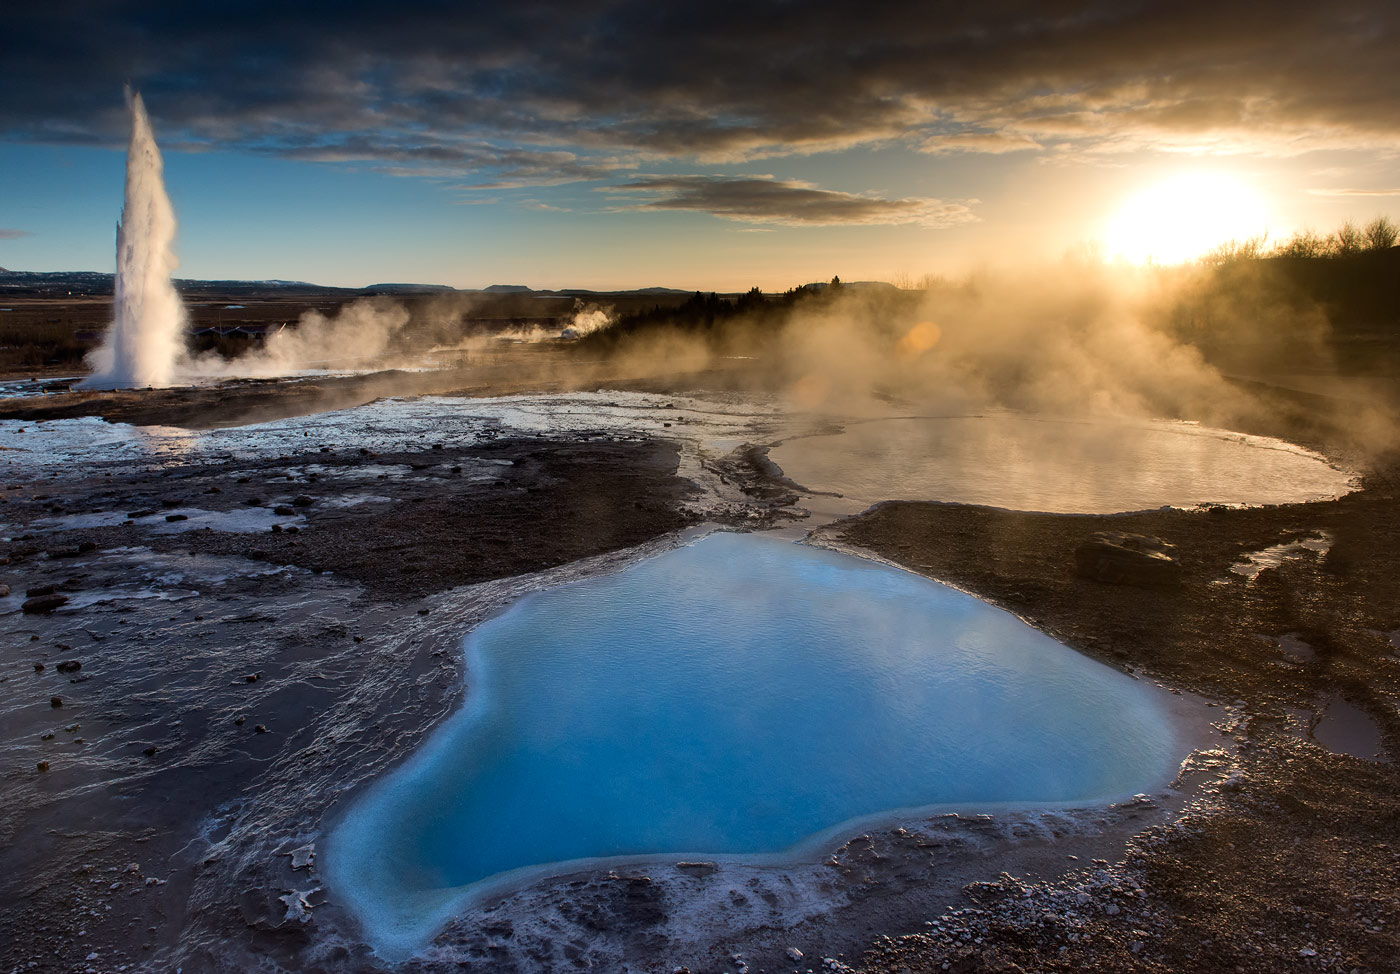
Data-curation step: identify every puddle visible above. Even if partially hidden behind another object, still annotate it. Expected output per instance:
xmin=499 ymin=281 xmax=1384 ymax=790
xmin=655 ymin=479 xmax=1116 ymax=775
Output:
xmin=1311 ymin=698 xmax=1387 ymax=762
xmin=769 ymin=415 xmax=1356 ymax=514
xmin=1231 ymin=532 xmax=1332 ymax=582
xmin=326 ymin=532 xmax=1185 ymax=957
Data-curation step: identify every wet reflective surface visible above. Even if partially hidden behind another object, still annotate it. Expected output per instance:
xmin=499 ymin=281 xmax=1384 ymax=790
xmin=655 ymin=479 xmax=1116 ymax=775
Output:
xmin=770 ymin=415 xmax=1356 ymax=513
xmin=327 ymin=532 xmax=1182 ymax=955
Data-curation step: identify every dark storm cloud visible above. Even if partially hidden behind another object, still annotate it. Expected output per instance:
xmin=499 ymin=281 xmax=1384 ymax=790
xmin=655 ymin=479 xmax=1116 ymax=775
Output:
xmin=2 ymin=0 xmax=1396 ymax=182
xmin=609 ymin=176 xmax=974 ymax=227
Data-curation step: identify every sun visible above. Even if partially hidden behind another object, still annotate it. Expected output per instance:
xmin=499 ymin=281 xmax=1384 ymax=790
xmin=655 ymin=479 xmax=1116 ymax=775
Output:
xmin=1105 ymin=172 xmax=1270 ymax=264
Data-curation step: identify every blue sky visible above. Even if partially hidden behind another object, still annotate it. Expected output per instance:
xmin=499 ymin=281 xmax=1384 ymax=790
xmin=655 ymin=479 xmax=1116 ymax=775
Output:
xmin=2 ymin=1 xmax=1397 ymax=290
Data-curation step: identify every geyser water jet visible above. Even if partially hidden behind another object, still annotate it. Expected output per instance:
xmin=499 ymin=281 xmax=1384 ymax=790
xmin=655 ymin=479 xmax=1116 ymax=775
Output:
xmin=81 ymin=90 xmax=187 ymax=389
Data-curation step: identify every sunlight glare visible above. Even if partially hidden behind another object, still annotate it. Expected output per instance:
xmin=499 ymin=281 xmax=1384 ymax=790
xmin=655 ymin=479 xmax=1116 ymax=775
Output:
xmin=1106 ymin=173 xmax=1270 ymax=264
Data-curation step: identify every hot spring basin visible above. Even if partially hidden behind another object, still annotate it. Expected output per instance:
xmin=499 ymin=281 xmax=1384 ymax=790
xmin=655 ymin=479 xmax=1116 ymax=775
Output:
xmin=769 ymin=415 xmax=1354 ymax=513
xmin=327 ymin=533 xmax=1183 ymax=955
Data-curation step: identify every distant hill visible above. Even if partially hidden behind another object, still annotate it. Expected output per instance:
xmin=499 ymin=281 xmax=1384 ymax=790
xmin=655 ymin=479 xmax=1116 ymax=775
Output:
xmin=361 ymin=283 xmax=458 ymax=295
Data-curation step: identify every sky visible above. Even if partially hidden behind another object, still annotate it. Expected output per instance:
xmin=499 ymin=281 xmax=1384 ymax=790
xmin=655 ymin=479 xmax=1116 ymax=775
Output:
xmin=1 ymin=0 xmax=1397 ymax=291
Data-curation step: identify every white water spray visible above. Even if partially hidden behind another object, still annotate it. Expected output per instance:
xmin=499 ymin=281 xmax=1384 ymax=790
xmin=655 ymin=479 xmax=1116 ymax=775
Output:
xmin=82 ymin=90 xmax=187 ymax=389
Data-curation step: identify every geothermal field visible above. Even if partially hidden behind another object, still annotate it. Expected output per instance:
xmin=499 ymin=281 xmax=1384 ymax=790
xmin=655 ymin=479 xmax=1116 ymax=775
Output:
xmin=4 ymin=16 xmax=1400 ymax=974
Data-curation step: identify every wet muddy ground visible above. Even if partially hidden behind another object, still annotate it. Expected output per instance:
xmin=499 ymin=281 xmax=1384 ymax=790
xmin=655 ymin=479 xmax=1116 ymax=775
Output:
xmin=0 ymin=377 xmax=1396 ymax=974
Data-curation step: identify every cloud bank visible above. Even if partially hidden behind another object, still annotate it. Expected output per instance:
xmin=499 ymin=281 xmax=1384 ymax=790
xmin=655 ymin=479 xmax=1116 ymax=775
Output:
xmin=3 ymin=0 xmax=1396 ymax=190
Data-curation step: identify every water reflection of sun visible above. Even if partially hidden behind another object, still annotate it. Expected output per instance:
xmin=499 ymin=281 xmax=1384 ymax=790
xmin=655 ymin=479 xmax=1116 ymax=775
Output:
xmin=1106 ymin=172 xmax=1270 ymax=264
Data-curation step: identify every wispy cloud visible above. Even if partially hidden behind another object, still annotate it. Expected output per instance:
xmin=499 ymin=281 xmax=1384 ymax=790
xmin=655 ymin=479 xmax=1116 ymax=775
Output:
xmin=0 ymin=228 xmax=34 ymax=239
xmin=607 ymin=176 xmax=976 ymax=228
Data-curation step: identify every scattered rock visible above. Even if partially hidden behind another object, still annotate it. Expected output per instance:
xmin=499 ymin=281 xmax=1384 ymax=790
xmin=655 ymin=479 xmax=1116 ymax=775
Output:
xmin=244 ymin=673 xmax=260 ymax=683
xmin=246 ymin=497 xmax=263 ymax=506
xmin=76 ymin=540 xmax=97 ymax=553
xmin=56 ymin=660 xmax=82 ymax=673
xmin=292 ymin=494 xmax=314 ymax=507
xmin=143 ymin=745 xmax=159 ymax=757
xmin=274 ymin=505 xmax=296 ymax=516
xmin=1074 ymin=532 xmax=1182 ymax=587
xmin=50 ymin=695 xmax=63 ymax=708
xmin=24 ymin=594 xmax=70 ymax=614
xmin=289 ymin=845 xmax=315 ymax=870
xmin=26 ymin=584 xmax=57 ymax=597
xmin=0 ymin=583 xmax=8 ymax=597
xmin=36 ymin=759 xmax=50 ymax=772
xmin=279 ymin=888 xmax=319 ymax=924
xmin=159 ymin=498 xmax=183 ymax=508
xmin=33 ymin=662 xmax=45 ymax=672
xmin=126 ymin=509 xmax=157 ymax=519
xmin=254 ymin=724 xmax=268 ymax=734
xmin=164 ymin=513 xmax=189 ymax=522
xmin=786 ymin=946 xmax=805 ymax=961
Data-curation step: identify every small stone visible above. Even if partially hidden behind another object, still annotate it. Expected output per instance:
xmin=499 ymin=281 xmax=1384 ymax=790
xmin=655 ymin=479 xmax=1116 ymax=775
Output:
xmin=24 ymin=593 xmax=71 ymax=614
xmin=26 ymin=584 xmax=57 ymax=597
xmin=1105 ymin=903 xmax=1120 ymax=915
xmin=244 ymin=673 xmax=260 ymax=683
xmin=77 ymin=540 xmax=98 ymax=553
xmin=36 ymin=759 xmax=50 ymax=772
xmin=292 ymin=494 xmax=314 ymax=507
xmin=33 ymin=662 xmax=45 ymax=672
xmin=274 ymin=505 xmax=296 ymax=516
xmin=50 ymin=696 xmax=63 ymax=708
xmin=143 ymin=746 xmax=159 ymax=757
xmin=786 ymin=947 xmax=804 ymax=961
xmin=234 ymin=716 xmax=245 ymax=725
xmin=254 ymin=724 xmax=268 ymax=734
xmin=164 ymin=513 xmax=188 ymax=522
xmin=56 ymin=660 xmax=82 ymax=673
xmin=246 ymin=497 xmax=263 ymax=506
xmin=1074 ymin=532 xmax=1181 ymax=588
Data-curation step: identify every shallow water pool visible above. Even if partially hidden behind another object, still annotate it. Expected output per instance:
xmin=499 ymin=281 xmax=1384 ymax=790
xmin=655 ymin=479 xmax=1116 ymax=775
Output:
xmin=769 ymin=414 xmax=1354 ymax=513
xmin=327 ymin=533 xmax=1183 ymax=955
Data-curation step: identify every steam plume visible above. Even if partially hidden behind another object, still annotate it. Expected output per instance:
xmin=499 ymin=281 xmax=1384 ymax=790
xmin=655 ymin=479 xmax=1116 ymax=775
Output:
xmin=82 ymin=90 xmax=187 ymax=389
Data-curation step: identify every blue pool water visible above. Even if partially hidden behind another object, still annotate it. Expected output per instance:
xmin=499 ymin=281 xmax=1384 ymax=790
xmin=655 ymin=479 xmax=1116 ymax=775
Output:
xmin=327 ymin=532 xmax=1181 ymax=955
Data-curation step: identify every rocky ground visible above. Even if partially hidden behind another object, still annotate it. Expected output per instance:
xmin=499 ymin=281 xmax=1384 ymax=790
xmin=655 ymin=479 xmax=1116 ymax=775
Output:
xmin=0 ymin=373 xmax=1396 ymax=974
xmin=825 ymin=466 xmax=1400 ymax=973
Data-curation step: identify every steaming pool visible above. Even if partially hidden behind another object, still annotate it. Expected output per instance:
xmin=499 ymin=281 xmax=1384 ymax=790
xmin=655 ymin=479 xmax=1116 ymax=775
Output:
xmin=327 ymin=532 xmax=1184 ymax=956
xmin=769 ymin=414 xmax=1355 ymax=513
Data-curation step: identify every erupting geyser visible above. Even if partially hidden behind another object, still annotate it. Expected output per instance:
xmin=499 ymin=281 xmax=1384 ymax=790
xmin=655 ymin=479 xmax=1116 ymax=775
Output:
xmin=81 ymin=90 xmax=187 ymax=389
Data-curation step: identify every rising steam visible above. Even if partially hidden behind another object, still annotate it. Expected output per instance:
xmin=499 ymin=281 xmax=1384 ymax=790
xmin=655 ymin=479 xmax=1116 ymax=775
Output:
xmin=81 ymin=90 xmax=187 ymax=389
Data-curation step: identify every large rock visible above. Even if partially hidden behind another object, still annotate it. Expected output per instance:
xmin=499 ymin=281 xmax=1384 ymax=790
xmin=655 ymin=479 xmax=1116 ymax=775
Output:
xmin=1074 ymin=532 xmax=1182 ymax=588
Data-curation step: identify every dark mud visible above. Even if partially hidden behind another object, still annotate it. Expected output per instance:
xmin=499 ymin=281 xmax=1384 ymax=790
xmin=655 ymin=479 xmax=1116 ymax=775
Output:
xmin=2 ymin=375 xmax=1397 ymax=974
xmin=828 ymin=467 xmax=1400 ymax=973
